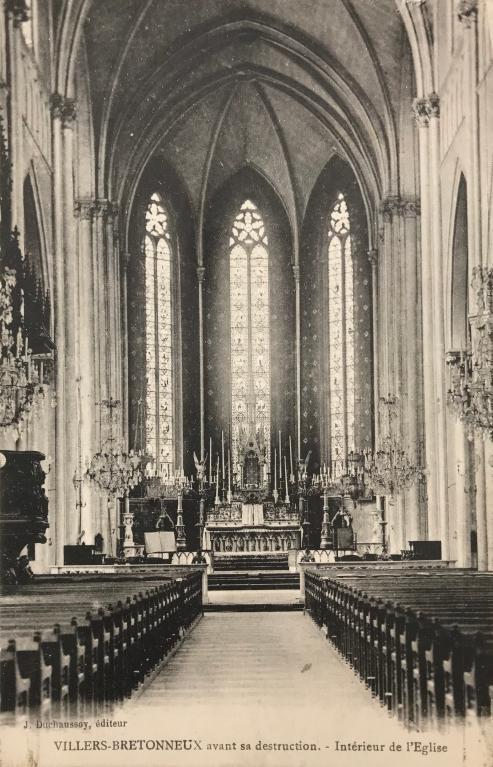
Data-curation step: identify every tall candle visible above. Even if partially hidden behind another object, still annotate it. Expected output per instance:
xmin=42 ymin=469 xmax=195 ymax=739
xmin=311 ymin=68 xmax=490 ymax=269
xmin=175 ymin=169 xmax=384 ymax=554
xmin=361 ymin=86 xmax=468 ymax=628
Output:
xmin=209 ymin=438 xmax=212 ymax=482
xmin=221 ymin=430 xmax=225 ymax=481
xmin=284 ymin=455 xmax=288 ymax=495
xmin=274 ymin=448 xmax=277 ymax=490
xmin=228 ymin=449 xmax=231 ymax=493
xmin=289 ymin=436 xmax=293 ymax=478
xmin=278 ymin=430 xmax=282 ymax=480
xmin=217 ymin=455 xmax=220 ymax=484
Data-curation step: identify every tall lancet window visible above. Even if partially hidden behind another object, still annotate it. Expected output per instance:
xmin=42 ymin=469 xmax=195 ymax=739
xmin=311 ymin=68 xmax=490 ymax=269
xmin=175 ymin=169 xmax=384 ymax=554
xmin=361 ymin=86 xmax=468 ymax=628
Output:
xmin=229 ymin=200 xmax=271 ymax=470
xmin=144 ymin=192 xmax=174 ymax=474
xmin=327 ymin=193 xmax=355 ymax=463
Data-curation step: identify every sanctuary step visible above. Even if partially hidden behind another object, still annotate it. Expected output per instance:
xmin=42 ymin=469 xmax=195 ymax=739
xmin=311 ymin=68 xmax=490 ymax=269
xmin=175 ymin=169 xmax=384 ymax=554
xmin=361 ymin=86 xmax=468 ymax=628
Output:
xmin=209 ymin=571 xmax=300 ymax=590
xmin=212 ymin=552 xmax=289 ymax=571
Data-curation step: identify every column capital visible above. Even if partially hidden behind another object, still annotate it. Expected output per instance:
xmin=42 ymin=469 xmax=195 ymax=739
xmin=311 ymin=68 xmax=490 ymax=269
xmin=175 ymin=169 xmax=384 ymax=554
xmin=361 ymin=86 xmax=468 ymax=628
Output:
xmin=412 ymin=97 xmax=430 ymax=127
xmin=6 ymin=0 xmax=29 ymax=26
xmin=400 ymin=197 xmax=421 ymax=217
xmin=412 ymin=94 xmax=439 ymax=126
xmin=292 ymin=264 xmax=300 ymax=282
xmin=367 ymin=249 xmax=378 ymax=267
xmin=380 ymin=195 xmax=401 ymax=222
xmin=51 ymin=93 xmax=77 ymax=127
xmin=74 ymin=198 xmax=96 ymax=220
xmin=94 ymin=199 xmax=118 ymax=220
xmin=427 ymin=92 xmax=440 ymax=119
xmin=197 ymin=266 xmax=206 ymax=283
xmin=457 ymin=0 xmax=478 ymax=26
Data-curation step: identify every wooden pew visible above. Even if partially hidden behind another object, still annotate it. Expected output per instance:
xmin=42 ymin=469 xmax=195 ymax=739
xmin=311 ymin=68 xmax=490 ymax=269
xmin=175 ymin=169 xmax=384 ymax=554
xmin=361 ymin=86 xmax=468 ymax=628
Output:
xmin=304 ymin=567 xmax=493 ymax=729
xmin=0 ymin=569 xmax=203 ymax=721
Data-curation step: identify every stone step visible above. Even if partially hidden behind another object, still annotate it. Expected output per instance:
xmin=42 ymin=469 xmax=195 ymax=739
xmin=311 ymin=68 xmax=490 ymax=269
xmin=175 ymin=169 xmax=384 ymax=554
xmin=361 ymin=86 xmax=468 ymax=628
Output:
xmin=209 ymin=571 xmax=300 ymax=590
xmin=213 ymin=554 xmax=289 ymax=571
xmin=204 ymin=602 xmax=304 ymax=612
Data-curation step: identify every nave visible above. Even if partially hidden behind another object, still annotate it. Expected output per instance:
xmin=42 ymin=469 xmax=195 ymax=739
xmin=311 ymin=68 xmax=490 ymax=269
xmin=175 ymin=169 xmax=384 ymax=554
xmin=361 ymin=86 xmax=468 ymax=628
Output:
xmin=1 ymin=563 xmax=492 ymax=767
xmin=97 ymin=605 xmax=492 ymax=767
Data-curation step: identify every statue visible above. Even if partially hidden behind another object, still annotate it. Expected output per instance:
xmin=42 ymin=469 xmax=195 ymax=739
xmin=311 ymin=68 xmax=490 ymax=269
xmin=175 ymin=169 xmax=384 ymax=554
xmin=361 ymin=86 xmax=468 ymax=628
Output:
xmin=298 ymin=450 xmax=312 ymax=480
xmin=192 ymin=550 xmax=207 ymax=564
xmin=193 ymin=452 xmax=207 ymax=482
xmin=300 ymin=548 xmax=315 ymax=563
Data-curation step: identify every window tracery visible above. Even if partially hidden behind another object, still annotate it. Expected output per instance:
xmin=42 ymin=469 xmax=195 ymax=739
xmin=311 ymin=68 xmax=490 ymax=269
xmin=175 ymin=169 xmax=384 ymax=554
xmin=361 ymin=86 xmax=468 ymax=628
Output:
xmin=144 ymin=192 xmax=174 ymax=475
xmin=327 ymin=193 xmax=355 ymax=462
xmin=229 ymin=200 xmax=271 ymax=470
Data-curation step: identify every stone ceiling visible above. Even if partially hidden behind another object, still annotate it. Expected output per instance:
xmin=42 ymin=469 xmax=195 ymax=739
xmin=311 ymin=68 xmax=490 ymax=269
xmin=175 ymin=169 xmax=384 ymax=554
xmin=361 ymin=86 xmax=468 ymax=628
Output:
xmin=78 ymin=0 xmax=411 ymax=223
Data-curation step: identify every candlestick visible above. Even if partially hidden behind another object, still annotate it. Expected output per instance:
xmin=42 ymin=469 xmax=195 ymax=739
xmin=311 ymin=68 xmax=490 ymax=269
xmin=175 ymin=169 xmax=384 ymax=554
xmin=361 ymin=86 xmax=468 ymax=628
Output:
xmin=284 ymin=455 xmax=289 ymax=504
xmin=278 ymin=430 xmax=282 ymax=480
xmin=274 ymin=448 xmax=277 ymax=491
xmin=215 ymin=455 xmax=220 ymax=505
xmin=222 ymin=430 xmax=225 ymax=481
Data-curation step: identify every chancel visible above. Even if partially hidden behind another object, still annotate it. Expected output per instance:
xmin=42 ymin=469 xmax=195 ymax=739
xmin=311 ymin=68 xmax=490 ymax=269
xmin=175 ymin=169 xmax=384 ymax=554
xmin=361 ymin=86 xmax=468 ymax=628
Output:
xmin=0 ymin=0 xmax=493 ymax=754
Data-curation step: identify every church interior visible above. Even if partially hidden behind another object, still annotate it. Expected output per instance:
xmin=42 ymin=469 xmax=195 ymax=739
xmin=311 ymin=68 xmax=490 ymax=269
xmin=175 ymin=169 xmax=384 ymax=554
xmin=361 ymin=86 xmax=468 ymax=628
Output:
xmin=0 ymin=0 xmax=493 ymax=755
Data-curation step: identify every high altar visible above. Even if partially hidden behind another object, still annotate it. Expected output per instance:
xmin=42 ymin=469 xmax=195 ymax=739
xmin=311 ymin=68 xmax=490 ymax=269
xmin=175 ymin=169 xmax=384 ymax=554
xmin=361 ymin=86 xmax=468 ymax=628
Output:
xmin=203 ymin=378 xmax=302 ymax=556
xmin=204 ymin=498 xmax=301 ymax=554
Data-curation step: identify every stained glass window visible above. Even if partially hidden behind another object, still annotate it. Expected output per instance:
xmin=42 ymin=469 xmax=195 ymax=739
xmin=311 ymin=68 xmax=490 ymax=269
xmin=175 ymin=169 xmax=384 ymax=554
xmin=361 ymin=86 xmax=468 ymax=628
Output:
xmin=229 ymin=200 xmax=270 ymax=469
xmin=327 ymin=193 xmax=354 ymax=463
xmin=144 ymin=192 xmax=174 ymax=475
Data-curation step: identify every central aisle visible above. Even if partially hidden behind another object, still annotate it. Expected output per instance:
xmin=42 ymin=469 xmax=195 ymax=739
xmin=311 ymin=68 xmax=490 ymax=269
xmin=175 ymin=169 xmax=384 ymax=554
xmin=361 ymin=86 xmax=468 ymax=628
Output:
xmin=132 ymin=612 xmax=389 ymax=708
xmin=112 ymin=613 xmax=473 ymax=767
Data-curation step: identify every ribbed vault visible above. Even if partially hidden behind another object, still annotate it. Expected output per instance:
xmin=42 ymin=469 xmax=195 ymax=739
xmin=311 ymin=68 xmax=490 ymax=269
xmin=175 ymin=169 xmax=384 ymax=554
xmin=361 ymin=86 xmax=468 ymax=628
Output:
xmin=54 ymin=0 xmax=417 ymax=237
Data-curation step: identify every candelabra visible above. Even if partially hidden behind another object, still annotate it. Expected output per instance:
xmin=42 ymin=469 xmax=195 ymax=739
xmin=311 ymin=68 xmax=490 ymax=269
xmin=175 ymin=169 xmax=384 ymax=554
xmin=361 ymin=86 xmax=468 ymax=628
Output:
xmin=85 ymin=398 xmax=143 ymax=498
xmin=0 ymin=230 xmax=52 ymax=439
xmin=446 ymin=267 xmax=493 ymax=440
xmin=364 ymin=395 xmax=424 ymax=496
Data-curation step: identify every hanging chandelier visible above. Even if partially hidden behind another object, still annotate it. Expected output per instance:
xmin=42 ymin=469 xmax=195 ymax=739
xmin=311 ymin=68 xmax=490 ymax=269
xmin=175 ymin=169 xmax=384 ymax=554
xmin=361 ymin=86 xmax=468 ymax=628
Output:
xmin=0 ymin=230 xmax=50 ymax=439
xmin=364 ymin=395 xmax=424 ymax=496
xmin=446 ymin=267 xmax=493 ymax=440
xmin=85 ymin=398 xmax=142 ymax=497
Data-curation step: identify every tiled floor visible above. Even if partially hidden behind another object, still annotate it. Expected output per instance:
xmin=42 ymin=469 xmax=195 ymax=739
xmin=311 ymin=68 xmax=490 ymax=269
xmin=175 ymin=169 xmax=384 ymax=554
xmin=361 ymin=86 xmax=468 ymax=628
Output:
xmin=113 ymin=613 xmax=483 ymax=767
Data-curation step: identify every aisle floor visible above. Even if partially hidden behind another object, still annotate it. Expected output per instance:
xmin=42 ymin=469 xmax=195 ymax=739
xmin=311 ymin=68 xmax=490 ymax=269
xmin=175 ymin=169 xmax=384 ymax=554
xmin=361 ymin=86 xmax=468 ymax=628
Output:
xmin=113 ymin=613 xmax=483 ymax=767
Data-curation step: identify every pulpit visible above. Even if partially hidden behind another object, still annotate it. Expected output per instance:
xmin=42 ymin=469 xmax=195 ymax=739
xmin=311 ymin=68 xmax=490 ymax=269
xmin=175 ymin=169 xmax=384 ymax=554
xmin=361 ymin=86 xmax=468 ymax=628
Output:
xmin=0 ymin=450 xmax=49 ymax=583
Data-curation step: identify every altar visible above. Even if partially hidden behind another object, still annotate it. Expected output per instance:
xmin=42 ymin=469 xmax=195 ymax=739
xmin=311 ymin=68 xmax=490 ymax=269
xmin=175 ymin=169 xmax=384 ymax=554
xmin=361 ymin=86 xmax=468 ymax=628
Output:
xmin=204 ymin=501 xmax=301 ymax=554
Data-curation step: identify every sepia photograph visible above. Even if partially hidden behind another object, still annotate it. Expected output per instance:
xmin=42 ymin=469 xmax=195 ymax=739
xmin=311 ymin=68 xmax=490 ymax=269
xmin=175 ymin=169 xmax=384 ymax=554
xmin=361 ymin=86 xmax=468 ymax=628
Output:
xmin=0 ymin=0 xmax=492 ymax=765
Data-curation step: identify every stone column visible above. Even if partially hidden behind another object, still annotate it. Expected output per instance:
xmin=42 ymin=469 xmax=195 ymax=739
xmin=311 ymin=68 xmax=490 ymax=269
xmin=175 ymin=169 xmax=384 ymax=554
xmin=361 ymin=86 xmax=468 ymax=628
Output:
xmin=5 ymin=2 xmax=24 ymax=228
xmin=121 ymin=252 xmax=130 ymax=444
xmin=197 ymin=266 xmax=205 ymax=458
xmin=51 ymin=93 xmax=77 ymax=562
xmin=412 ymin=98 xmax=440 ymax=541
xmin=92 ymin=202 xmax=111 ymax=548
xmin=380 ymin=198 xmax=405 ymax=551
xmin=484 ymin=439 xmax=493 ymax=570
xmin=293 ymin=264 xmax=301 ymax=459
xmin=61 ymin=98 xmax=78 ymax=544
xmin=459 ymin=1 xmax=486 ymax=570
xmin=50 ymin=104 xmax=65 ymax=564
xmin=93 ymin=201 xmax=109 ymax=403
xmin=368 ymin=249 xmax=379 ymax=444
xmin=427 ymin=94 xmax=450 ymax=559
xmin=105 ymin=204 xmax=120 ymax=402
xmin=74 ymin=198 xmax=97 ymax=544
xmin=400 ymin=199 xmax=423 ymax=542
xmin=474 ymin=437 xmax=488 ymax=570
